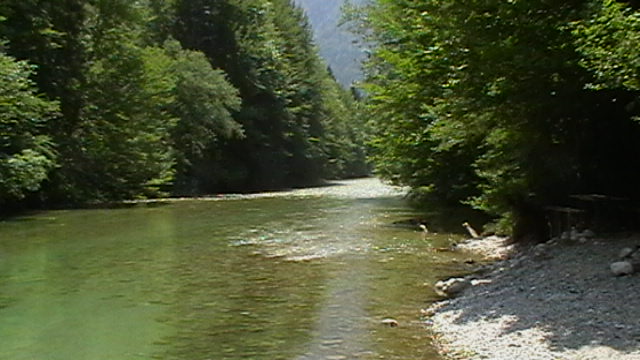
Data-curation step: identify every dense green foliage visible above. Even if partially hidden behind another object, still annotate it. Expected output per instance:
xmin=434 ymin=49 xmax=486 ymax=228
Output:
xmin=170 ymin=0 xmax=368 ymax=192
xmin=0 ymin=0 xmax=367 ymax=208
xmin=0 ymin=47 xmax=58 ymax=204
xmin=574 ymin=1 xmax=640 ymax=92
xmin=353 ymin=0 xmax=640 ymax=239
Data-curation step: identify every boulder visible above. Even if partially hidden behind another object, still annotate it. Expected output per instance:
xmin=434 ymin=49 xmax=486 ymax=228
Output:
xmin=619 ymin=247 xmax=635 ymax=259
xmin=435 ymin=277 xmax=471 ymax=297
xmin=610 ymin=261 xmax=634 ymax=276
xmin=381 ymin=318 xmax=399 ymax=327
xmin=570 ymin=228 xmax=580 ymax=241
xmin=533 ymin=243 xmax=548 ymax=257
xmin=560 ymin=228 xmax=595 ymax=242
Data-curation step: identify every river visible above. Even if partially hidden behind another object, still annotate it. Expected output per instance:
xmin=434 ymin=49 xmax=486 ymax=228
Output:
xmin=0 ymin=178 xmax=475 ymax=360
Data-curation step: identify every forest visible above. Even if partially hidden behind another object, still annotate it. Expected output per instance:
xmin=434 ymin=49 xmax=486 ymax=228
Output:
xmin=350 ymin=0 xmax=640 ymax=240
xmin=2 ymin=0 xmax=640 ymax=241
xmin=0 ymin=0 xmax=368 ymax=212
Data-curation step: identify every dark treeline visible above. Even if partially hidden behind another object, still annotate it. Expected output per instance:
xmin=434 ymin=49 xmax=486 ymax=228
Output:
xmin=0 ymin=0 xmax=369 ymax=211
xmin=349 ymin=0 xmax=640 ymax=240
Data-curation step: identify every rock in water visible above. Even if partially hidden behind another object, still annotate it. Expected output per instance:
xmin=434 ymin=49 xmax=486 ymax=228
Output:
xmin=435 ymin=277 xmax=471 ymax=297
xmin=610 ymin=261 xmax=634 ymax=276
xmin=381 ymin=318 xmax=399 ymax=327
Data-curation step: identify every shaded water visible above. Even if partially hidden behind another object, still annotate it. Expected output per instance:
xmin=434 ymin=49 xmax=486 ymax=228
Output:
xmin=0 ymin=179 xmax=475 ymax=360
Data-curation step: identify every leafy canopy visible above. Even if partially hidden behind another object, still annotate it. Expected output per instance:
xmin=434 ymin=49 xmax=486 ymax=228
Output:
xmin=0 ymin=49 xmax=58 ymax=202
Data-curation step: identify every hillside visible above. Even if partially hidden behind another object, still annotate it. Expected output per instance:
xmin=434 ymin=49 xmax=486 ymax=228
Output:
xmin=293 ymin=0 xmax=365 ymax=87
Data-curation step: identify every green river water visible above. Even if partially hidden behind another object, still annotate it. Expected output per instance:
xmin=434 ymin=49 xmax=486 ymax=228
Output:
xmin=0 ymin=178 xmax=475 ymax=360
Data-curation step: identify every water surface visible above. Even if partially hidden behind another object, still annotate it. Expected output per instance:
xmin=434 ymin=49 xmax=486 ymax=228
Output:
xmin=0 ymin=178 xmax=474 ymax=359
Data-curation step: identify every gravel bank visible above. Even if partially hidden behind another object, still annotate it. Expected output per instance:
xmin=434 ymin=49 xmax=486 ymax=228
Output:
xmin=430 ymin=233 xmax=640 ymax=360
xmin=123 ymin=178 xmax=404 ymax=204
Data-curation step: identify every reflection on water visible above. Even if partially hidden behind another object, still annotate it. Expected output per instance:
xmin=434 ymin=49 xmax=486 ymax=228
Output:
xmin=0 ymin=179 xmax=472 ymax=360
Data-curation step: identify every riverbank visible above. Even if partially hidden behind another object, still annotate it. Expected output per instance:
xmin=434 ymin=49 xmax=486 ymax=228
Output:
xmin=118 ymin=178 xmax=404 ymax=203
xmin=429 ymin=233 xmax=640 ymax=360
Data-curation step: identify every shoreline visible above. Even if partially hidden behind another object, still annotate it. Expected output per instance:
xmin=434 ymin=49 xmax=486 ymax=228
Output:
xmin=1 ymin=178 xmax=394 ymax=219
xmin=429 ymin=233 xmax=640 ymax=360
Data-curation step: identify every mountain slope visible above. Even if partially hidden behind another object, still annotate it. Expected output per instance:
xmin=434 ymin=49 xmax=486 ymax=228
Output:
xmin=293 ymin=0 xmax=365 ymax=87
